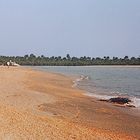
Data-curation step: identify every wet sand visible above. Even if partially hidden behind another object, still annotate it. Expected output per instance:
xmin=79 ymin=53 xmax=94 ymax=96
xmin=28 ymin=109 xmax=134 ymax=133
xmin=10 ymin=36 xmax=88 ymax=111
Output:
xmin=0 ymin=66 xmax=139 ymax=140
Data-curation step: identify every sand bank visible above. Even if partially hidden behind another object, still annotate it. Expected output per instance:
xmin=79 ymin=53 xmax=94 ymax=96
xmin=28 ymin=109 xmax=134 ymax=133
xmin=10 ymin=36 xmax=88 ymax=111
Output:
xmin=0 ymin=66 xmax=139 ymax=140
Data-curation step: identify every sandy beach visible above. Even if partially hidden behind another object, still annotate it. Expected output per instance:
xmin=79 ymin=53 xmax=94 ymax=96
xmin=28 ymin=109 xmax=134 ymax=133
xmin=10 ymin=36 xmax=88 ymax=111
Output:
xmin=0 ymin=66 xmax=139 ymax=140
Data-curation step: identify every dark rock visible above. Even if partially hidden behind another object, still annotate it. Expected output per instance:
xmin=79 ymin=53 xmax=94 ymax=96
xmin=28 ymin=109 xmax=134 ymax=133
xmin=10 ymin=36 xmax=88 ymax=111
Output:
xmin=99 ymin=97 xmax=136 ymax=108
xmin=108 ymin=97 xmax=131 ymax=104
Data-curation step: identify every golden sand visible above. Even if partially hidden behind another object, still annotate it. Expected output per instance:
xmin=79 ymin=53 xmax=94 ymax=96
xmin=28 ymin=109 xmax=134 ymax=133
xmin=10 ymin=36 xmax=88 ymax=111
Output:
xmin=0 ymin=66 xmax=139 ymax=140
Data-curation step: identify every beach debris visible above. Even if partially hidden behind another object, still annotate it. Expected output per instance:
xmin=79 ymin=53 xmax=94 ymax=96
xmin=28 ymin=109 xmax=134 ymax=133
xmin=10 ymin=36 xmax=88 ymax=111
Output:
xmin=108 ymin=97 xmax=131 ymax=104
xmin=99 ymin=97 xmax=136 ymax=108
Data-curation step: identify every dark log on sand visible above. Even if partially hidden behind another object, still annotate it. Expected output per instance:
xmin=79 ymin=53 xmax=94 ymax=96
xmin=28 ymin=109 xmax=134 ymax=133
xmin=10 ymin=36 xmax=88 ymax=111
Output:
xmin=99 ymin=97 xmax=135 ymax=108
xmin=108 ymin=97 xmax=131 ymax=104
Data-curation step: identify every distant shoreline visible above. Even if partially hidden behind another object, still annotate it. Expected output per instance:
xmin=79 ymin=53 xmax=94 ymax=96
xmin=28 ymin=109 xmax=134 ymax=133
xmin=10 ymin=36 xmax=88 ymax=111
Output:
xmin=28 ymin=65 xmax=140 ymax=67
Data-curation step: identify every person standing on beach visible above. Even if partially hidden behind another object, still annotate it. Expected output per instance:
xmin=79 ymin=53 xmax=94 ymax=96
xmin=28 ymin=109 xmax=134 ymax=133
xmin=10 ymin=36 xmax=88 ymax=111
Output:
xmin=7 ymin=62 xmax=10 ymax=68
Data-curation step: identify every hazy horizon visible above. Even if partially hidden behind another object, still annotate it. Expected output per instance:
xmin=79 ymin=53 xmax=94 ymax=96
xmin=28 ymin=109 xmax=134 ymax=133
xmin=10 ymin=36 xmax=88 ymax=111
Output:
xmin=0 ymin=0 xmax=140 ymax=57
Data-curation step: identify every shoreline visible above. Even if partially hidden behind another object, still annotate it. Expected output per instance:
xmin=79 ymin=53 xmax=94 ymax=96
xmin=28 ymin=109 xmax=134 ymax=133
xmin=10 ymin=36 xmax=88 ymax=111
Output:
xmin=27 ymin=65 xmax=140 ymax=68
xmin=29 ymin=66 xmax=140 ymax=105
xmin=0 ymin=66 xmax=139 ymax=139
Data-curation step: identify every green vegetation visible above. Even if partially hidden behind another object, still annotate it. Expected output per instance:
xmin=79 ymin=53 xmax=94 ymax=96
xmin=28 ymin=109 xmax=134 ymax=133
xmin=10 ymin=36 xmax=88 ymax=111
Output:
xmin=0 ymin=54 xmax=140 ymax=66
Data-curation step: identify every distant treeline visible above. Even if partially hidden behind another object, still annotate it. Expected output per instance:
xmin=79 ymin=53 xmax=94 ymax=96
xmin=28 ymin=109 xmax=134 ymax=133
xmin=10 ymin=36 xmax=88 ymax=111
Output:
xmin=0 ymin=54 xmax=140 ymax=66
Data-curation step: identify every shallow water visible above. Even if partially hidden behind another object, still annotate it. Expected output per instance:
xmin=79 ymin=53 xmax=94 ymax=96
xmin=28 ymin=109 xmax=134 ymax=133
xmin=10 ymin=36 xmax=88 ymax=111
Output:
xmin=32 ymin=66 xmax=140 ymax=107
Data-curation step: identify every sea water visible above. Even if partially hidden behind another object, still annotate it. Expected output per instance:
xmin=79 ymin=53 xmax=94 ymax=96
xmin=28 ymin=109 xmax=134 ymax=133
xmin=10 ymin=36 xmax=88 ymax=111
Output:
xmin=32 ymin=66 xmax=140 ymax=107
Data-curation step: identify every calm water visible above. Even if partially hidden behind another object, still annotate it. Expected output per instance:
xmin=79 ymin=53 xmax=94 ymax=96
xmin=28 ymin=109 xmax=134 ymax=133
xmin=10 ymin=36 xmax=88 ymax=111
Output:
xmin=32 ymin=66 xmax=140 ymax=107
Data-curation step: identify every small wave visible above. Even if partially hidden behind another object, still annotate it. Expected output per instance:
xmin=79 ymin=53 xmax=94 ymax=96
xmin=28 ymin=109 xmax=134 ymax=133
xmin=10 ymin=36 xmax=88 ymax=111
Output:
xmin=131 ymin=97 xmax=140 ymax=107
xmin=110 ymin=91 xmax=128 ymax=96
xmin=79 ymin=75 xmax=89 ymax=81
xmin=85 ymin=92 xmax=117 ymax=100
xmin=72 ymin=75 xmax=89 ymax=87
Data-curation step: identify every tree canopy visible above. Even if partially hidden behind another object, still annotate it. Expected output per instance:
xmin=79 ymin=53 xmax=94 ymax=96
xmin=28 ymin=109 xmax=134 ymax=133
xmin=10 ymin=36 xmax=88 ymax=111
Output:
xmin=0 ymin=54 xmax=140 ymax=66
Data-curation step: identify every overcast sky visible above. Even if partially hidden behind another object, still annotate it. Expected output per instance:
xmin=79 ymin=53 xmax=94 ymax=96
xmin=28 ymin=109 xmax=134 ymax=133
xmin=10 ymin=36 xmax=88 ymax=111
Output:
xmin=0 ymin=0 xmax=140 ymax=57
